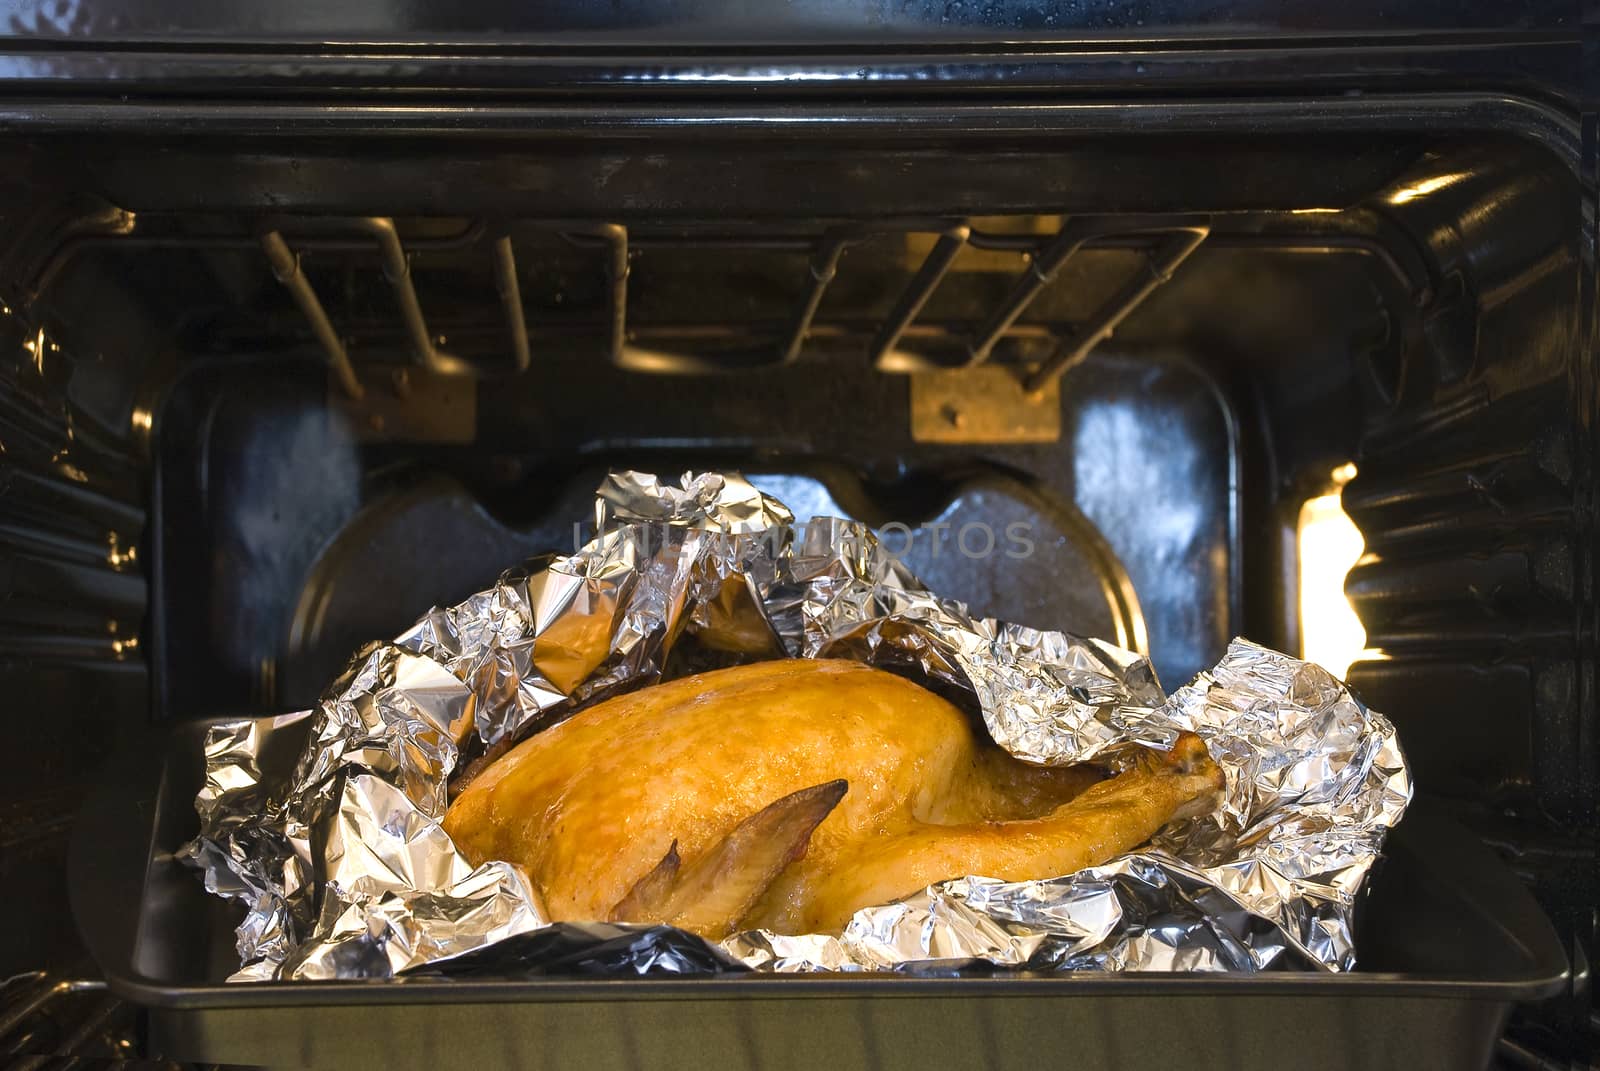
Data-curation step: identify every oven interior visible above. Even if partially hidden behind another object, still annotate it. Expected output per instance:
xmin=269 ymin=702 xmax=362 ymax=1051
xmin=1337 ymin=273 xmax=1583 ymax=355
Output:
xmin=0 ymin=119 xmax=1592 ymax=1063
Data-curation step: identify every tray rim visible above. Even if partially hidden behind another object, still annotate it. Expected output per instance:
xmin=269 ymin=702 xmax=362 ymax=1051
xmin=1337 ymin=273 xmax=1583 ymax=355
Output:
xmin=105 ymin=961 xmax=1572 ymax=1012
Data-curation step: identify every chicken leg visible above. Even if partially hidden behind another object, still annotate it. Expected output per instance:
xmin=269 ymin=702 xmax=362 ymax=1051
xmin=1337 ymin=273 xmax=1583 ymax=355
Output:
xmin=747 ymin=733 xmax=1222 ymax=933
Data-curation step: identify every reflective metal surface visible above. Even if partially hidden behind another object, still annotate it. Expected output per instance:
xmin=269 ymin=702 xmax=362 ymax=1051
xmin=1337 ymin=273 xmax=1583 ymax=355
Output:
xmin=1067 ymin=353 xmax=1238 ymax=691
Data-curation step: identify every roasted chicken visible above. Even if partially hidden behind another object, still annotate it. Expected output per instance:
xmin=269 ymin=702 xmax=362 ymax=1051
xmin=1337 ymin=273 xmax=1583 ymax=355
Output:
xmin=443 ymin=659 xmax=1223 ymax=937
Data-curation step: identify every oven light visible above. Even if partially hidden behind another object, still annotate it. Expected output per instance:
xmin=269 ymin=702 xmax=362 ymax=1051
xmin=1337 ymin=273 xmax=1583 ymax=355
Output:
xmin=1298 ymin=465 xmax=1367 ymax=680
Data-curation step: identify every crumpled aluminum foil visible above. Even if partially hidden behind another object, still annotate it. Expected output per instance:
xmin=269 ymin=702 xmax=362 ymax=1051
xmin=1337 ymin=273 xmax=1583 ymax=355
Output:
xmin=180 ymin=470 xmax=1409 ymax=981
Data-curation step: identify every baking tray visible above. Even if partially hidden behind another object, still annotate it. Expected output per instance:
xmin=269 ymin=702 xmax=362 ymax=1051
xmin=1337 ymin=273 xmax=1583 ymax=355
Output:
xmin=71 ymin=719 xmax=1567 ymax=1071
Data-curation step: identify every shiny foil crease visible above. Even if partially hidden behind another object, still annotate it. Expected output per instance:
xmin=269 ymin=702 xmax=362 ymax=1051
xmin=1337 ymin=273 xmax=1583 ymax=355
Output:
xmin=180 ymin=470 xmax=1409 ymax=981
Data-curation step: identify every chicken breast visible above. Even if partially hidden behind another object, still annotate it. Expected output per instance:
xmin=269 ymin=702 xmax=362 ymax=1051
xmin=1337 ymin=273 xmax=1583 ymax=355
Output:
xmin=442 ymin=659 xmax=1222 ymax=937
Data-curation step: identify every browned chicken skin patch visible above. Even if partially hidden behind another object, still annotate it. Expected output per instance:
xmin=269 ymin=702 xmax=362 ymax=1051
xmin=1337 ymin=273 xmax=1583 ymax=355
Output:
xmin=442 ymin=659 xmax=1223 ymax=937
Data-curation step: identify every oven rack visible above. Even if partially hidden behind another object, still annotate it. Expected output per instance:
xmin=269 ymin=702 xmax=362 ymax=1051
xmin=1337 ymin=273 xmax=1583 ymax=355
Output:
xmin=0 ymin=971 xmax=145 ymax=1068
xmin=17 ymin=210 xmax=1428 ymax=396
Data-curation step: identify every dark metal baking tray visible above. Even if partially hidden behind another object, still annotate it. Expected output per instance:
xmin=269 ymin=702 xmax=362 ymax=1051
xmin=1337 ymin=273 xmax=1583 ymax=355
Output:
xmin=70 ymin=719 xmax=1567 ymax=1071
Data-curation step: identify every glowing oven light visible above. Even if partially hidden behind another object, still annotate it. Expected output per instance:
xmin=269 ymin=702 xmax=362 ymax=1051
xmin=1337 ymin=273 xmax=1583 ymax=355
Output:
xmin=1298 ymin=464 xmax=1368 ymax=680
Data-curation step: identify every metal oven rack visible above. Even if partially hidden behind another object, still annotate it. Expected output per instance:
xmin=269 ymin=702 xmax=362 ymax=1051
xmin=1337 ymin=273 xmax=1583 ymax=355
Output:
xmin=16 ymin=208 xmax=1430 ymax=400
xmin=0 ymin=971 xmax=148 ymax=1069
xmin=252 ymin=214 xmax=1215 ymax=395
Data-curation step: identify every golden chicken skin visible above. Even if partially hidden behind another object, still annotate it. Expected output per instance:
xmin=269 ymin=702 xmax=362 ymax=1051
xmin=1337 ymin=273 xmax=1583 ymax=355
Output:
xmin=442 ymin=659 xmax=1223 ymax=938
